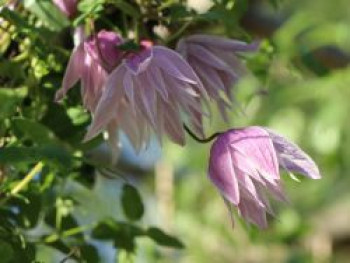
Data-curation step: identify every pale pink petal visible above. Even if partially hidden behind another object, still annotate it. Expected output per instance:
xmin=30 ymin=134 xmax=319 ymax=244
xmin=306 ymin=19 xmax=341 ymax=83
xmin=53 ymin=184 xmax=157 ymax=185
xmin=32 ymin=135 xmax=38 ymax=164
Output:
xmin=229 ymin=127 xmax=280 ymax=180
xmin=188 ymin=43 xmax=231 ymax=71
xmin=187 ymin=35 xmax=260 ymax=52
xmin=209 ymin=135 xmax=240 ymax=205
xmin=148 ymin=66 xmax=169 ymax=101
xmin=55 ymin=43 xmax=84 ymax=102
xmin=84 ymin=66 xmax=126 ymax=141
xmin=238 ymin=195 xmax=268 ymax=229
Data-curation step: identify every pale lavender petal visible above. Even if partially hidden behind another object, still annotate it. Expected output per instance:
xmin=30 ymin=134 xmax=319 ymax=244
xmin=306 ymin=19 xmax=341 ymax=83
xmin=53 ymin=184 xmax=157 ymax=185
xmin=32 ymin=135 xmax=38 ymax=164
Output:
xmin=123 ymin=73 xmax=135 ymax=112
xmin=187 ymin=43 xmax=231 ymax=71
xmin=262 ymin=179 xmax=288 ymax=203
xmin=55 ymin=43 xmax=84 ymax=102
xmin=84 ymin=66 xmax=126 ymax=141
xmin=106 ymin=119 xmax=120 ymax=165
xmin=187 ymin=35 xmax=260 ymax=52
xmin=163 ymin=101 xmax=185 ymax=145
xmin=124 ymin=47 xmax=153 ymax=75
xmin=238 ymin=194 xmax=268 ymax=229
xmin=236 ymin=170 xmax=266 ymax=208
xmin=153 ymin=46 xmax=206 ymax=95
xmin=229 ymin=127 xmax=280 ymax=180
xmin=148 ymin=66 xmax=169 ymax=101
xmin=209 ymin=135 xmax=240 ymax=205
xmin=267 ymin=129 xmax=321 ymax=179
xmin=138 ymin=73 xmax=157 ymax=128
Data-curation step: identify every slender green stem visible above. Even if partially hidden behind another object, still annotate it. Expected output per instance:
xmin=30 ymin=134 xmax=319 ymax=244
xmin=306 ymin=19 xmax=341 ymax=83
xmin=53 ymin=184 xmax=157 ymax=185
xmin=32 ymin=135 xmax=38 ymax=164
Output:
xmin=11 ymin=162 xmax=43 ymax=195
xmin=165 ymin=19 xmax=193 ymax=44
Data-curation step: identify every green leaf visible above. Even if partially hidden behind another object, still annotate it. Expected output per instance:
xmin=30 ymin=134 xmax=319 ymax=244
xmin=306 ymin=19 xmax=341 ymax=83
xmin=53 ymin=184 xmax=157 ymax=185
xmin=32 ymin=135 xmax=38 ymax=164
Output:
xmin=0 ymin=240 xmax=14 ymax=263
xmin=0 ymin=145 xmax=71 ymax=168
xmin=80 ymin=244 xmax=100 ymax=263
xmin=0 ymin=61 xmax=26 ymax=85
xmin=147 ymin=227 xmax=184 ymax=249
xmin=110 ymin=0 xmax=140 ymax=18
xmin=121 ymin=184 xmax=144 ymax=221
xmin=78 ymin=0 xmax=105 ymax=15
xmin=91 ymin=219 xmax=118 ymax=240
xmin=9 ymin=192 xmax=42 ymax=229
xmin=23 ymin=0 xmax=69 ymax=31
xmin=12 ymin=118 xmax=59 ymax=145
xmin=92 ymin=219 xmax=145 ymax=252
xmin=0 ymin=87 xmax=27 ymax=119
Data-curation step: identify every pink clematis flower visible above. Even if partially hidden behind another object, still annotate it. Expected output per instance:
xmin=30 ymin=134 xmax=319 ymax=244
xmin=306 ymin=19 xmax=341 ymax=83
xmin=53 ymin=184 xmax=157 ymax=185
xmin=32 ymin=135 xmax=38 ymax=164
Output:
xmin=177 ymin=35 xmax=259 ymax=120
xmin=84 ymin=41 xmax=207 ymax=147
xmin=208 ymin=126 xmax=321 ymax=229
xmin=53 ymin=0 xmax=78 ymax=18
xmin=55 ymin=30 xmax=123 ymax=112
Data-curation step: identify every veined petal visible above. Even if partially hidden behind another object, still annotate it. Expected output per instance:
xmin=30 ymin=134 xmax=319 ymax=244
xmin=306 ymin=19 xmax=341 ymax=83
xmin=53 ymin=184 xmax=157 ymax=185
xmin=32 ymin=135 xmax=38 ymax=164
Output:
xmin=188 ymin=43 xmax=231 ymax=71
xmin=209 ymin=136 xmax=240 ymax=205
xmin=84 ymin=65 xmax=126 ymax=141
xmin=187 ymin=35 xmax=260 ymax=52
xmin=229 ymin=127 xmax=280 ymax=180
xmin=162 ymin=101 xmax=185 ymax=145
xmin=238 ymin=194 xmax=268 ymax=229
xmin=267 ymin=129 xmax=321 ymax=179
xmin=148 ymin=66 xmax=169 ymax=101
xmin=123 ymin=73 xmax=136 ymax=112
xmin=153 ymin=46 xmax=206 ymax=95
xmin=55 ymin=43 xmax=84 ymax=102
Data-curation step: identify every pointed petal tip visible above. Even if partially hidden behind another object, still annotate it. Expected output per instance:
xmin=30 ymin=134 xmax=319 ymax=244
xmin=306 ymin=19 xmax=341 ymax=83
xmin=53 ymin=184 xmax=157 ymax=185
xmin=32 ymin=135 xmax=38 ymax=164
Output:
xmin=83 ymin=127 xmax=99 ymax=143
xmin=54 ymin=89 xmax=64 ymax=102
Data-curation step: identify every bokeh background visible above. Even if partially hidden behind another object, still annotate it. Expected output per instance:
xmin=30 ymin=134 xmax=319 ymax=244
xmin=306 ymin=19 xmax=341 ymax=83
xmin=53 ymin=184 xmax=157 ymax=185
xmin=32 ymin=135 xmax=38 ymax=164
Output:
xmin=143 ymin=0 xmax=350 ymax=262
xmin=1 ymin=0 xmax=350 ymax=262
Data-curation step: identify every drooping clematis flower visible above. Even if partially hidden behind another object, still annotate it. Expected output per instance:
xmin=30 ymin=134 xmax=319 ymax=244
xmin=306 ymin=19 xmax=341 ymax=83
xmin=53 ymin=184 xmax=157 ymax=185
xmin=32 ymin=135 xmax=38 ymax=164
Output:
xmin=55 ymin=30 xmax=123 ymax=112
xmin=208 ymin=126 xmax=321 ymax=229
xmin=53 ymin=0 xmax=78 ymax=18
xmin=84 ymin=41 xmax=208 ymax=147
xmin=177 ymin=35 xmax=259 ymax=120
xmin=55 ymin=30 xmax=126 ymax=156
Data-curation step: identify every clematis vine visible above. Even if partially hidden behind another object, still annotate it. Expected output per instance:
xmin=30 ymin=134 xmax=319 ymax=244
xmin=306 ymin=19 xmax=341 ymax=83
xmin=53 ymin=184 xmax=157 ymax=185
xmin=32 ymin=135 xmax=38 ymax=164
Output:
xmin=177 ymin=35 xmax=259 ymax=120
xmin=208 ymin=126 xmax=321 ymax=228
xmin=55 ymin=25 xmax=322 ymax=230
xmin=84 ymin=41 xmax=208 ymax=147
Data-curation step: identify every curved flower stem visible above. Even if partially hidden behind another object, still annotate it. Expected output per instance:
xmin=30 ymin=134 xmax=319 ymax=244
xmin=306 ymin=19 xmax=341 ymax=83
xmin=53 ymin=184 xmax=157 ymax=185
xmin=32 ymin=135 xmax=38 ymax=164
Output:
xmin=183 ymin=124 xmax=221 ymax=143
xmin=165 ymin=19 xmax=193 ymax=45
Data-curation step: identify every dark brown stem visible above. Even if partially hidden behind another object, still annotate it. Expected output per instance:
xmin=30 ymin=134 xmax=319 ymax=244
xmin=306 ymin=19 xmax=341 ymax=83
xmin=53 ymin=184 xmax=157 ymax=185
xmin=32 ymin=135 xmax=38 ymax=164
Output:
xmin=183 ymin=124 xmax=221 ymax=143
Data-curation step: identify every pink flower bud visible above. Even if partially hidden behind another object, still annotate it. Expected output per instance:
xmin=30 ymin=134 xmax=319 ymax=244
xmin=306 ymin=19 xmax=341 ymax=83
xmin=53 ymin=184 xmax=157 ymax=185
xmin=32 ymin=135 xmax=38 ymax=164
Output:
xmin=208 ymin=126 xmax=320 ymax=228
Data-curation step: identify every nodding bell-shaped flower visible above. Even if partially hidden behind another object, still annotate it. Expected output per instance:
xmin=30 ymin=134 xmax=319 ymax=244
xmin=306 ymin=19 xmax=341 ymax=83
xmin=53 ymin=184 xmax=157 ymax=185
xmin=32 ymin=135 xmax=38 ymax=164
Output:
xmin=84 ymin=41 xmax=208 ymax=148
xmin=55 ymin=30 xmax=123 ymax=112
xmin=53 ymin=0 xmax=78 ymax=18
xmin=208 ymin=126 xmax=321 ymax=229
xmin=177 ymin=35 xmax=259 ymax=120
